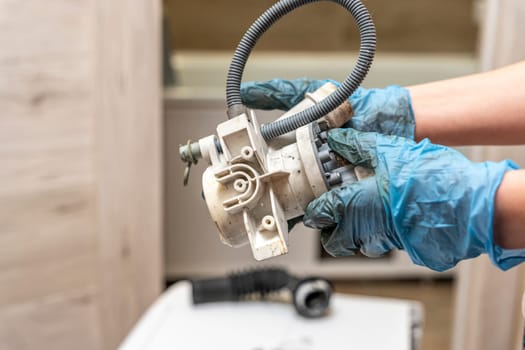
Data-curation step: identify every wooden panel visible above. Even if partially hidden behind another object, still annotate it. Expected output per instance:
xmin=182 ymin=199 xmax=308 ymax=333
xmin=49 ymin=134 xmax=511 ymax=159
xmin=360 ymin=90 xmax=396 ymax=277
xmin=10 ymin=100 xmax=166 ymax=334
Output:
xmin=0 ymin=185 xmax=96 ymax=306
xmin=94 ymin=0 xmax=163 ymax=348
xmin=0 ymin=289 xmax=102 ymax=350
xmin=0 ymin=58 xmax=94 ymax=196
xmin=0 ymin=0 xmax=97 ymax=306
xmin=0 ymin=0 xmax=93 ymax=60
xmin=0 ymin=1 xmax=101 ymax=348
xmin=0 ymin=0 xmax=163 ymax=349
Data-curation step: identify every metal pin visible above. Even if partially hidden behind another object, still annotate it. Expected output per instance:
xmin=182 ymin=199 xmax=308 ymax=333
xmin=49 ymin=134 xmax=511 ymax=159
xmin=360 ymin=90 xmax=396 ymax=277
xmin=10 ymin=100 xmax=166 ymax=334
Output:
xmin=180 ymin=140 xmax=200 ymax=186
xmin=183 ymin=163 xmax=192 ymax=186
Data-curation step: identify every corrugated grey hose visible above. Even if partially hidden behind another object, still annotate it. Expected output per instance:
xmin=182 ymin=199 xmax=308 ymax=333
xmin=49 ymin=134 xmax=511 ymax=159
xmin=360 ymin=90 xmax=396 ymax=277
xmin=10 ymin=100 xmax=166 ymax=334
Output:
xmin=225 ymin=0 xmax=376 ymax=141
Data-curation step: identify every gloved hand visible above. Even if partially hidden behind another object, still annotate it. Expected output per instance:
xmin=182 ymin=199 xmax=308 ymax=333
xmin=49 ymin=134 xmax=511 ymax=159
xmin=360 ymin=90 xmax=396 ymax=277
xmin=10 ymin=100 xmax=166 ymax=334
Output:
xmin=241 ymin=78 xmax=415 ymax=139
xmin=303 ymin=128 xmax=521 ymax=272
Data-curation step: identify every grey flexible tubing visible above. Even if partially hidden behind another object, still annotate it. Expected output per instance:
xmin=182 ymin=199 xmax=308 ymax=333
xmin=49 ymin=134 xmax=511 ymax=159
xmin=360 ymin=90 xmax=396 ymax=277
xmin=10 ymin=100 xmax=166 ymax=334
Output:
xmin=225 ymin=0 xmax=376 ymax=141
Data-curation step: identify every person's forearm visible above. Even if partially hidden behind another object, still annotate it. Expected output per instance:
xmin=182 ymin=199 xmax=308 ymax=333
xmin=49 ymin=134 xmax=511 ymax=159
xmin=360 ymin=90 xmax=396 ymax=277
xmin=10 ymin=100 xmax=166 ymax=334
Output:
xmin=408 ymin=61 xmax=525 ymax=146
xmin=494 ymin=169 xmax=525 ymax=249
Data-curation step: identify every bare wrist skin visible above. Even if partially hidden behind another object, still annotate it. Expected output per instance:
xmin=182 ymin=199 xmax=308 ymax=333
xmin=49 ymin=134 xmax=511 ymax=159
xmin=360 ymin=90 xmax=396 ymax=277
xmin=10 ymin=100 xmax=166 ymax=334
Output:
xmin=408 ymin=61 xmax=525 ymax=146
xmin=494 ymin=170 xmax=525 ymax=249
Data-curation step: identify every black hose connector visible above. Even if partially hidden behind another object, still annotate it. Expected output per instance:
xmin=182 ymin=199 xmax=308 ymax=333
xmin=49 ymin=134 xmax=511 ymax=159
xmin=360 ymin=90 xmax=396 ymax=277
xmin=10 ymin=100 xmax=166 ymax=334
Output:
xmin=293 ymin=277 xmax=333 ymax=318
xmin=191 ymin=268 xmax=333 ymax=318
xmin=225 ymin=0 xmax=376 ymax=140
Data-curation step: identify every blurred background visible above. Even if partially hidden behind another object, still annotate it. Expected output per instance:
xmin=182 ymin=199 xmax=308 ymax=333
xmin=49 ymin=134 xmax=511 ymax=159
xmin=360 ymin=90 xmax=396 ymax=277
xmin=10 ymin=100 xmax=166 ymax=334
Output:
xmin=164 ymin=1 xmax=477 ymax=349
xmin=167 ymin=0 xmax=477 ymax=52
xmin=164 ymin=0 xmax=478 ymax=95
xmin=1 ymin=0 xmax=525 ymax=349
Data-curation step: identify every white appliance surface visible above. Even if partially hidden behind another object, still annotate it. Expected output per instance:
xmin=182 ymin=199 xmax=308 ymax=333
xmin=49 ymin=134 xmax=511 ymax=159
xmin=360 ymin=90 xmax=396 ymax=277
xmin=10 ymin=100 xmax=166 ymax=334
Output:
xmin=120 ymin=281 xmax=423 ymax=350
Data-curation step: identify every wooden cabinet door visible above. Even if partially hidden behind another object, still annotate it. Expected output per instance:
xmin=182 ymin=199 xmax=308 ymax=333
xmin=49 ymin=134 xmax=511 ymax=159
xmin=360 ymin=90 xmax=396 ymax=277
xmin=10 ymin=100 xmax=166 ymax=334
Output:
xmin=0 ymin=1 xmax=162 ymax=349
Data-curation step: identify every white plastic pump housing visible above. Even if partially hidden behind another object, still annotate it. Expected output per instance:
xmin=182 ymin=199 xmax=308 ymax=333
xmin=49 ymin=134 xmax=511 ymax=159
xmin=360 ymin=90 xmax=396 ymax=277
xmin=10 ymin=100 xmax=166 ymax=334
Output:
xmin=193 ymin=83 xmax=367 ymax=261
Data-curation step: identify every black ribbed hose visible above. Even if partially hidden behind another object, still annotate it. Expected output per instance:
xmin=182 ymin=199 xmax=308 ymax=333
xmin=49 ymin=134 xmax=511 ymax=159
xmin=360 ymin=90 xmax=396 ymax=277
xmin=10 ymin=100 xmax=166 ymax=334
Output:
xmin=191 ymin=268 xmax=333 ymax=318
xmin=192 ymin=268 xmax=290 ymax=304
xmin=225 ymin=0 xmax=376 ymax=141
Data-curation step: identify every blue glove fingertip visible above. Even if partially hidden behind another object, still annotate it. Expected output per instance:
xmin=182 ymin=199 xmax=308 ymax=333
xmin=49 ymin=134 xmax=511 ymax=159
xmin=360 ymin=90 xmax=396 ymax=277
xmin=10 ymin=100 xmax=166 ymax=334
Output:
xmin=327 ymin=128 xmax=379 ymax=168
xmin=347 ymin=85 xmax=416 ymax=139
xmin=241 ymin=78 xmax=331 ymax=111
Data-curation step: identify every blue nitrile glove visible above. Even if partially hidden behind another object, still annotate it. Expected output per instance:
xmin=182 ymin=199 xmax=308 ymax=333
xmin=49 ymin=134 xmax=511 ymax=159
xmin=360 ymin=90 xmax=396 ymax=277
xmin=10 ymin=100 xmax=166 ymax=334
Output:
xmin=241 ymin=78 xmax=415 ymax=139
xmin=303 ymin=128 xmax=522 ymax=272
